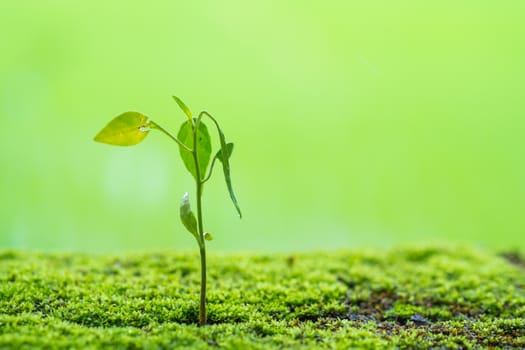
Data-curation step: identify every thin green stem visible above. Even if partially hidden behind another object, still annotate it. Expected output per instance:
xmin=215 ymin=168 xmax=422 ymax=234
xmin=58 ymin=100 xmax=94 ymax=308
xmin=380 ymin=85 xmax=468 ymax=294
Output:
xmin=198 ymin=111 xmax=215 ymax=124
xmin=199 ymin=245 xmax=207 ymax=326
xmin=199 ymin=111 xmax=219 ymax=185
xmin=149 ymin=121 xmax=192 ymax=152
xmin=191 ymin=117 xmax=207 ymax=327
xmin=195 ymin=176 xmax=206 ymax=327
xmin=202 ymin=155 xmax=219 ymax=184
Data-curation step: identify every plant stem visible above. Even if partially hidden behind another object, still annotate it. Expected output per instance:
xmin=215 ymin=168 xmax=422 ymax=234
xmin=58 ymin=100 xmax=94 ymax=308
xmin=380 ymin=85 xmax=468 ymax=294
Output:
xmin=192 ymin=118 xmax=207 ymax=327
xmin=198 ymin=244 xmax=206 ymax=326
xmin=150 ymin=121 xmax=192 ymax=152
xmin=195 ymin=178 xmax=206 ymax=326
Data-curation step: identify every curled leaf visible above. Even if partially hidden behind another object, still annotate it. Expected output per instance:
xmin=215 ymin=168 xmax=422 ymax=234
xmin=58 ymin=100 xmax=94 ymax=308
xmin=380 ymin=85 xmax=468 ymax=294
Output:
xmin=216 ymin=143 xmax=234 ymax=164
xmin=204 ymin=143 xmax=234 ymax=182
xmin=180 ymin=192 xmax=198 ymax=239
xmin=94 ymin=112 xmax=151 ymax=146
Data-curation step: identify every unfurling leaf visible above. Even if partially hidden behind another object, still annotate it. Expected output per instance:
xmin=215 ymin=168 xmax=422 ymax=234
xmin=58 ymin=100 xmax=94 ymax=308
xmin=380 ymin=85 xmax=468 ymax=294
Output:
xmin=204 ymin=143 xmax=234 ymax=182
xmin=177 ymin=120 xmax=212 ymax=181
xmin=94 ymin=112 xmax=151 ymax=146
xmin=180 ymin=192 xmax=198 ymax=238
xmin=206 ymin=115 xmax=242 ymax=218
xmin=216 ymin=142 xmax=234 ymax=164
xmin=203 ymin=232 xmax=213 ymax=241
xmin=172 ymin=95 xmax=193 ymax=122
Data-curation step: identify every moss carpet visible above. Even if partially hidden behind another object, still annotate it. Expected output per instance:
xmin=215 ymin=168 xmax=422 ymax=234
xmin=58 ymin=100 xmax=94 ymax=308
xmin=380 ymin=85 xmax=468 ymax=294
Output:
xmin=1 ymin=246 xmax=524 ymax=349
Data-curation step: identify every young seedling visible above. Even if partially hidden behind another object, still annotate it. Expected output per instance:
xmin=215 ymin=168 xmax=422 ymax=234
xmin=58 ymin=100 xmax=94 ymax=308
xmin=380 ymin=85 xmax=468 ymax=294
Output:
xmin=94 ymin=96 xmax=241 ymax=326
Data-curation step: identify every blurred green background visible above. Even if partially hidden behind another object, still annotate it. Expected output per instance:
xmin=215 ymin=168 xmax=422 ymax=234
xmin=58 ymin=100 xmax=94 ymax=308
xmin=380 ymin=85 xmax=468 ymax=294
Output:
xmin=1 ymin=1 xmax=524 ymax=253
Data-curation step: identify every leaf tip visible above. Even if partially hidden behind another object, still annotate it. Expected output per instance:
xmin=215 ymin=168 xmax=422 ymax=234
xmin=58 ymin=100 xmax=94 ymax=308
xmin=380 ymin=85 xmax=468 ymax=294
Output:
xmin=172 ymin=95 xmax=193 ymax=121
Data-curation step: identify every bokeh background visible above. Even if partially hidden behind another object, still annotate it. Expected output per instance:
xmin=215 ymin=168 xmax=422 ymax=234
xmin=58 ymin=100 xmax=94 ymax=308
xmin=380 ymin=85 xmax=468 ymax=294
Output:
xmin=1 ymin=1 xmax=524 ymax=253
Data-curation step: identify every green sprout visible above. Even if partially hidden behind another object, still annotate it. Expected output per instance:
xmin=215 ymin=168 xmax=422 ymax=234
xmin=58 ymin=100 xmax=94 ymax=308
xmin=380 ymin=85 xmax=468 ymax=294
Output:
xmin=94 ymin=96 xmax=241 ymax=326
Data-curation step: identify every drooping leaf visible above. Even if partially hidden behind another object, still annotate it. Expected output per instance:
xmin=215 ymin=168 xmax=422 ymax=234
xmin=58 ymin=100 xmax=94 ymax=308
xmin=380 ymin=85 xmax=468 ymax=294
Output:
xmin=172 ymin=95 xmax=192 ymax=122
xmin=206 ymin=115 xmax=242 ymax=218
xmin=94 ymin=112 xmax=151 ymax=146
xmin=204 ymin=143 xmax=234 ymax=182
xmin=180 ymin=192 xmax=198 ymax=239
xmin=177 ymin=120 xmax=212 ymax=181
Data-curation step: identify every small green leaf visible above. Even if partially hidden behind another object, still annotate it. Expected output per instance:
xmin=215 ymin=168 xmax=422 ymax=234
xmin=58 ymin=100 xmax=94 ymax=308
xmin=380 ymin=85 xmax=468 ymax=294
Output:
xmin=94 ymin=112 xmax=151 ymax=146
xmin=177 ymin=120 xmax=212 ymax=181
xmin=206 ymin=116 xmax=242 ymax=218
xmin=203 ymin=232 xmax=213 ymax=241
xmin=172 ymin=95 xmax=193 ymax=122
xmin=180 ymin=192 xmax=198 ymax=239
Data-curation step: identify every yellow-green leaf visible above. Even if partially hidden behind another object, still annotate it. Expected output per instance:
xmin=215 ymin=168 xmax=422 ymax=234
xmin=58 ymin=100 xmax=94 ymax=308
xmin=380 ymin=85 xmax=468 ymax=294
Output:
xmin=94 ymin=112 xmax=151 ymax=146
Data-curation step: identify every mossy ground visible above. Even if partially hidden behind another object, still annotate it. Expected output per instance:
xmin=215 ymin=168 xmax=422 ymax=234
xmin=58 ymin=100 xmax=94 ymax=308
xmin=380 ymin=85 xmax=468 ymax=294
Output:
xmin=1 ymin=246 xmax=524 ymax=349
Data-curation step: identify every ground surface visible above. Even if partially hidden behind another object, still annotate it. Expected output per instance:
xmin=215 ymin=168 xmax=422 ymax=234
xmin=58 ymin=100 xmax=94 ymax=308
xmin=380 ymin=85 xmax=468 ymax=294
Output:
xmin=1 ymin=246 xmax=524 ymax=349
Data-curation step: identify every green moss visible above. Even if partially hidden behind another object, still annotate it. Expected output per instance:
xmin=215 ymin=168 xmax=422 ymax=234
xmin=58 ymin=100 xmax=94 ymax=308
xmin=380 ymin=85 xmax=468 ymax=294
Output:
xmin=0 ymin=246 xmax=524 ymax=349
